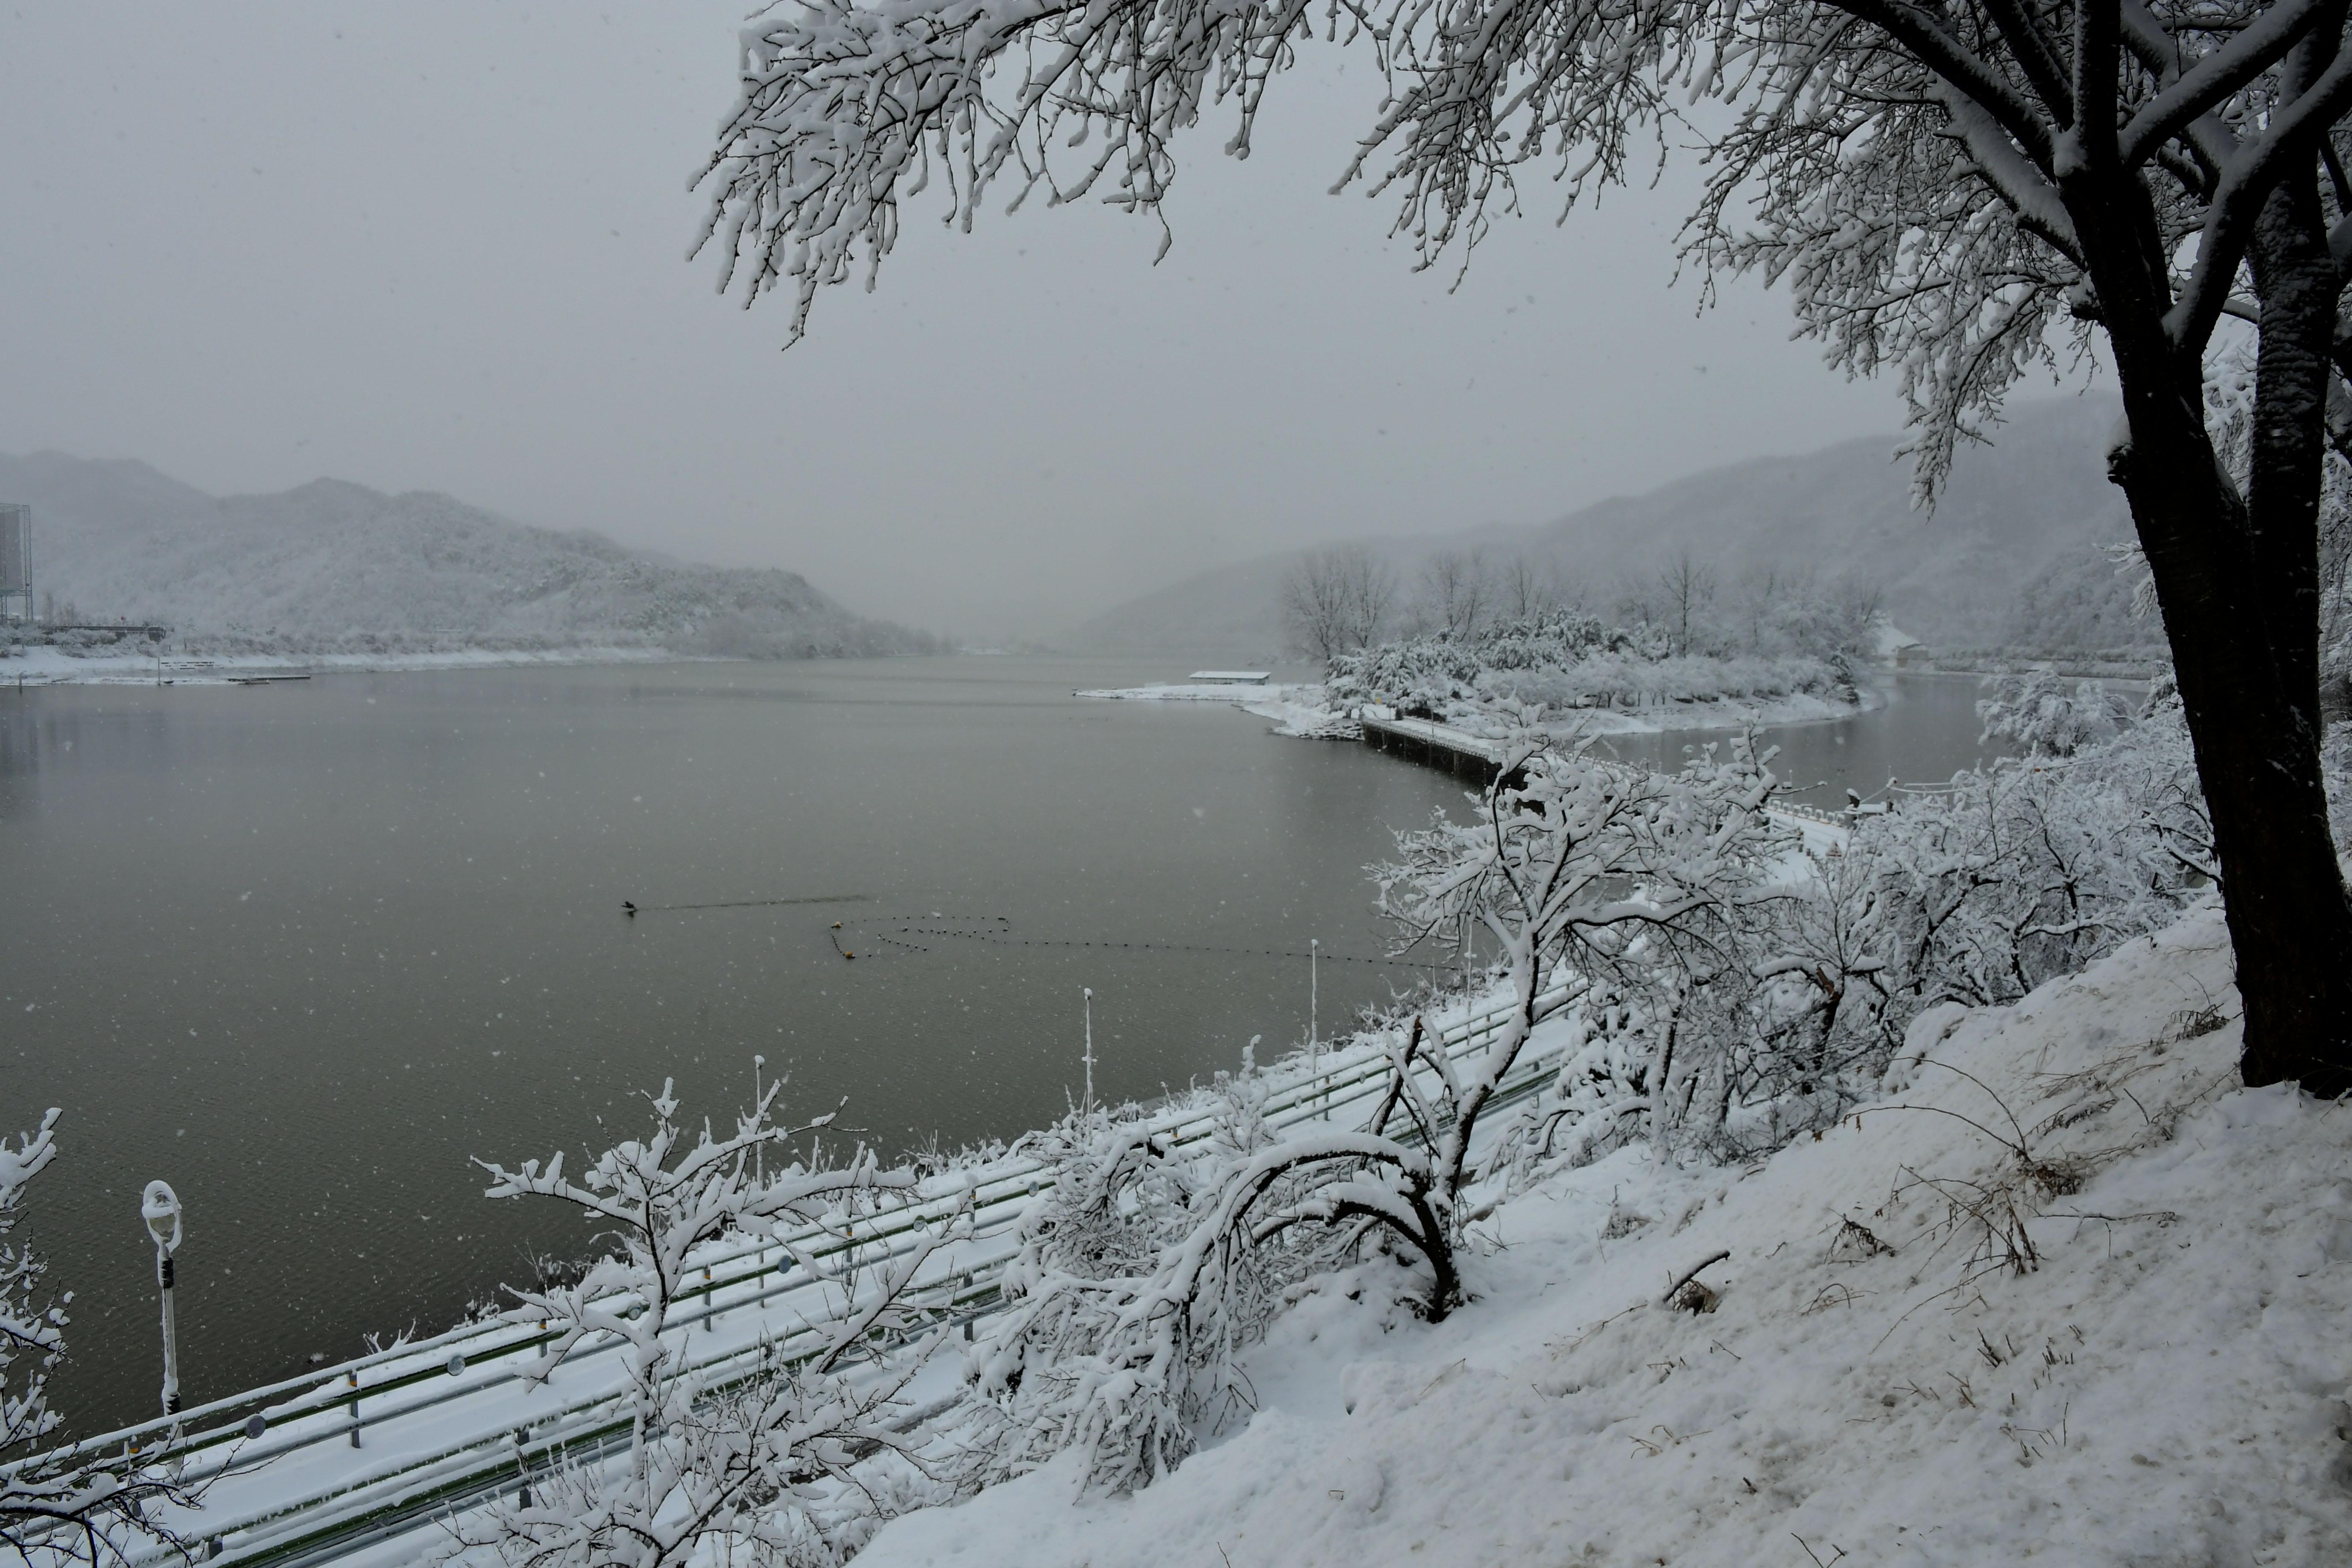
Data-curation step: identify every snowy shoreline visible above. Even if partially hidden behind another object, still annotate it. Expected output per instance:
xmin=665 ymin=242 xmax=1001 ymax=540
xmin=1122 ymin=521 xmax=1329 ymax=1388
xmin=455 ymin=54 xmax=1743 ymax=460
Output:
xmin=0 ymin=643 xmax=686 ymax=686
xmin=1076 ymin=678 xmax=1889 ymax=739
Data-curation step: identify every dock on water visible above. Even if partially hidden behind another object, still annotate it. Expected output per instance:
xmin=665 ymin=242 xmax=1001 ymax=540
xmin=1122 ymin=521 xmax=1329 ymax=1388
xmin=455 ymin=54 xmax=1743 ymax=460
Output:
xmin=1357 ymin=710 xmax=1850 ymax=849
xmin=1358 ymin=713 xmax=1520 ymax=788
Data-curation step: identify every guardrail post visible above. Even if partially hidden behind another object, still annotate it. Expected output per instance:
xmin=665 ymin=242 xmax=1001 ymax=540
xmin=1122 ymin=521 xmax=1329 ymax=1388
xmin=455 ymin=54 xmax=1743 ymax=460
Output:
xmin=347 ymin=1370 xmax=361 ymax=1448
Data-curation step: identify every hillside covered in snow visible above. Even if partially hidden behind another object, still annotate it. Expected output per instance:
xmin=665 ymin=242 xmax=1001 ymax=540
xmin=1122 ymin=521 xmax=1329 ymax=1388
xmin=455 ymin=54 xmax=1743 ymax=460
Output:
xmin=0 ymin=451 xmax=940 ymax=659
xmin=858 ymin=901 xmax=2352 ymax=1566
xmin=1064 ymin=397 xmax=2158 ymax=662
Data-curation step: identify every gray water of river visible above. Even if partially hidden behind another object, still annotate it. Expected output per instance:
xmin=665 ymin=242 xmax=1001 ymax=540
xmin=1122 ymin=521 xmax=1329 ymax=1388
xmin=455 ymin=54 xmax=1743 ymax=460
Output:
xmin=0 ymin=659 xmax=2003 ymax=1431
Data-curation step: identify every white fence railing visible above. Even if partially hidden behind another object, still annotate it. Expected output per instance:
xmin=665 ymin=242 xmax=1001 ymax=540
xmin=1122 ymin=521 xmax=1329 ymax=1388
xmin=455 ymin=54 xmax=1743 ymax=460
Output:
xmin=20 ymin=983 xmax=1580 ymax=1568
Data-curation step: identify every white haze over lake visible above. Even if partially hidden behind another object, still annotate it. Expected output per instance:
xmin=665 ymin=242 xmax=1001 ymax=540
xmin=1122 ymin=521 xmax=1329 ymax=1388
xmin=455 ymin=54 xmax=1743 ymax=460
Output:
xmin=2 ymin=2 xmax=1943 ymax=641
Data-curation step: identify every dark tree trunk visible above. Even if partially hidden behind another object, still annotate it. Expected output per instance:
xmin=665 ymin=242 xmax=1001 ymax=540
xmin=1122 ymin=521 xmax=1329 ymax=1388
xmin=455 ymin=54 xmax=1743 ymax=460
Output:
xmin=2065 ymin=164 xmax=2352 ymax=1098
xmin=2110 ymin=388 xmax=2352 ymax=1095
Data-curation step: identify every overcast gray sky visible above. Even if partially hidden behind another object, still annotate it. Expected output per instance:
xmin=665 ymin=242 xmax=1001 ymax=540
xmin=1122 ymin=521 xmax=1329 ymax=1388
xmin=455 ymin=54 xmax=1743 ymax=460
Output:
xmin=3 ymin=2 xmax=1936 ymax=640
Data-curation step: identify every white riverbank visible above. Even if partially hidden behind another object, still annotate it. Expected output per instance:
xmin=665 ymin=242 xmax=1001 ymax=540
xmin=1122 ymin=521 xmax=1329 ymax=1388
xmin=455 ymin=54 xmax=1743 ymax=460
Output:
xmin=1076 ymin=679 xmax=1887 ymax=738
xmin=0 ymin=644 xmax=685 ymax=685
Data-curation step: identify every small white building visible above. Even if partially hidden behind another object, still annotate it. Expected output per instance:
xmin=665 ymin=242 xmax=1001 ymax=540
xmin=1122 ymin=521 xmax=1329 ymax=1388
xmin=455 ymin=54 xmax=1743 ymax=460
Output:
xmin=1187 ymin=670 xmax=1272 ymax=685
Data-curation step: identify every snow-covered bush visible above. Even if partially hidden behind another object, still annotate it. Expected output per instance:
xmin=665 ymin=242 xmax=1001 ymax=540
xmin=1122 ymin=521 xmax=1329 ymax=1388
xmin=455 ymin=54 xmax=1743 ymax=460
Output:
xmin=1383 ymin=728 xmax=1792 ymax=1169
xmin=1324 ymin=613 xmax=1848 ymax=723
xmin=960 ymin=737 xmax=1788 ymax=1494
xmin=1491 ymin=695 xmax=2214 ymax=1184
xmin=1975 ymin=668 xmax=2121 ymax=757
xmin=965 ymin=1085 xmax=1299 ymax=1495
xmin=449 ymin=1080 xmax=956 ymax=1568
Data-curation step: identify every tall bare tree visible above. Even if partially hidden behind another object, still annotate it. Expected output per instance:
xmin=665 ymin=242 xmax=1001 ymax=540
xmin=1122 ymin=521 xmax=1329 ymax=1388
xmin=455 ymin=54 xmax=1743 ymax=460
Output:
xmin=1417 ymin=550 xmax=1490 ymax=638
xmin=699 ymin=0 xmax=2352 ymax=1093
xmin=1281 ymin=545 xmax=1396 ymax=659
xmin=1497 ymin=553 xmax=1560 ymax=621
xmin=1654 ymin=550 xmax=1719 ymax=657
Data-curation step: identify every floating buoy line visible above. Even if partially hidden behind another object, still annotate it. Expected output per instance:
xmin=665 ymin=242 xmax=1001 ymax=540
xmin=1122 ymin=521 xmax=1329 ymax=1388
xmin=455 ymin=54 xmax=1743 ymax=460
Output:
xmin=625 ymin=896 xmax=1419 ymax=970
xmin=624 ymin=893 xmax=872 ymax=917
xmin=830 ymin=913 xmax=1409 ymax=969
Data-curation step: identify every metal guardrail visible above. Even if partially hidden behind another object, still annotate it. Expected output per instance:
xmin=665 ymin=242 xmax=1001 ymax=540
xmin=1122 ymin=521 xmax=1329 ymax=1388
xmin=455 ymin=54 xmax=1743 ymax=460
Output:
xmin=26 ymin=984 xmax=1581 ymax=1568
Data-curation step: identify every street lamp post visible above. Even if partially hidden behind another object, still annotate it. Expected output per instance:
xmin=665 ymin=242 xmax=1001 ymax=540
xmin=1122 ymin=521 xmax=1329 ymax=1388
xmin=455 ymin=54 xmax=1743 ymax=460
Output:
xmin=1309 ymin=939 xmax=1321 ymax=1117
xmin=1081 ymin=988 xmax=1095 ymax=1110
xmin=752 ymin=1054 xmax=766 ymax=1187
xmin=142 ymin=1181 xmax=184 ymax=1417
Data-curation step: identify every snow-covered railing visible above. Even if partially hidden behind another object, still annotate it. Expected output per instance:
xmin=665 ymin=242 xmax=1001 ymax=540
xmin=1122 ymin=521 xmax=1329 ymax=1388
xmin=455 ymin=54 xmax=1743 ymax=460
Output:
xmin=21 ymin=982 xmax=1579 ymax=1568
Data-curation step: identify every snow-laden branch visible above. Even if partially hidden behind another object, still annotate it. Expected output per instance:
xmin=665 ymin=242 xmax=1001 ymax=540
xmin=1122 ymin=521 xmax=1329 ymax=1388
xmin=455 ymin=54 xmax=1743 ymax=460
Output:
xmin=455 ymin=1080 xmax=948 ymax=1568
xmin=698 ymin=0 xmax=2352 ymax=516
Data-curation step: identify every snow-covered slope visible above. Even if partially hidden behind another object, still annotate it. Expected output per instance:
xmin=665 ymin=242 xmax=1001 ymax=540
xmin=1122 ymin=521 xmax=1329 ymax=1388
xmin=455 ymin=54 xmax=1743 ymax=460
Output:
xmin=1063 ymin=397 xmax=2158 ymax=660
xmin=0 ymin=451 xmax=938 ymax=658
xmin=861 ymin=901 xmax=2352 ymax=1566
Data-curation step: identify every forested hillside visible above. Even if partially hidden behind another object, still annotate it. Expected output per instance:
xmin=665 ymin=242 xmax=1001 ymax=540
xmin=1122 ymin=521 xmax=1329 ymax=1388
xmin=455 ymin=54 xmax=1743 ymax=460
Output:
xmin=0 ymin=451 xmax=939 ymax=659
xmin=1066 ymin=397 xmax=2157 ymax=660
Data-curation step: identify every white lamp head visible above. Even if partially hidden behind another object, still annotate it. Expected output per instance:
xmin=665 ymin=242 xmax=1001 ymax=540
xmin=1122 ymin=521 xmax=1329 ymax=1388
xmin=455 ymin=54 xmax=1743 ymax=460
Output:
xmin=142 ymin=1181 xmax=182 ymax=1255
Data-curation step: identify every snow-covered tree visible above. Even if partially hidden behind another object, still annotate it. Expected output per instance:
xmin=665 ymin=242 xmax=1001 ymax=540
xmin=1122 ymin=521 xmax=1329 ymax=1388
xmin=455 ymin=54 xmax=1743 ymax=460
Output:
xmin=697 ymin=0 xmax=2352 ymax=1094
xmin=1279 ymin=546 xmax=1395 ymax=660
xmin=1414 ymin=551 xmax=1491 ymax=640
xmin=450 ymin=1081 xmax=956 ymax=1568
xmin=963 ymin=1089 xmax=1297 ymax=1494
xmin=1380 ymin=726 xmax=1792 ymax=1165
xmin=958 ymin=741 xmax=1782 ymax=1491
xmin=1976 ymin=667 xmax=2123 ymax=756
xmin=1495 ymin=553 xmax=1565 ymax=621
xmin=0 ymin=1111 xmax=199 ymax=1568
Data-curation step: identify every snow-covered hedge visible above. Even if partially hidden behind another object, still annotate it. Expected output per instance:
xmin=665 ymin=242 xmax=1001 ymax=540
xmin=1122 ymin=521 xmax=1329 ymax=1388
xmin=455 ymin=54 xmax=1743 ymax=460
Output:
xmin=1324 ymin=613 xmax=1852 ymax=721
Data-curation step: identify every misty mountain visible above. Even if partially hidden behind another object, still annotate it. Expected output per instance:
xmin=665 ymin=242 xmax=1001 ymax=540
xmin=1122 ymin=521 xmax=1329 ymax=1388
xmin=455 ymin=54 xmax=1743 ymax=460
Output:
xmin=1064 ymin=396 xmax=2157 ymax=661
xmin=0 ymin=451 xmax=939 ymax=659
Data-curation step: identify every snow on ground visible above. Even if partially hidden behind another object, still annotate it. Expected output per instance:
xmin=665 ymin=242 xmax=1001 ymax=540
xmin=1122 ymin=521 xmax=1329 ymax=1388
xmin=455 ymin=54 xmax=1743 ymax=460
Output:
xmin=857 ymin=899 xmax=2352 ymax=1567
xmin=1073 ymin=682 xmax=1885 ymax=740
xmin=1073 ymin=681 xmax=1318 ymax=703
xmin=1073 ymin=683 xmax=1360 ymax=739
xmin=0 ymin=644 xmax=681 ymax=684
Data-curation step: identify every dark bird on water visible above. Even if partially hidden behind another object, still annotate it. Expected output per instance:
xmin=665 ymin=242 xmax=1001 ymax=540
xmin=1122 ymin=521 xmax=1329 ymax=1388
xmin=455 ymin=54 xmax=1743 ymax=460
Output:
xmin=622 ymin=901 xmax=637 ymax=917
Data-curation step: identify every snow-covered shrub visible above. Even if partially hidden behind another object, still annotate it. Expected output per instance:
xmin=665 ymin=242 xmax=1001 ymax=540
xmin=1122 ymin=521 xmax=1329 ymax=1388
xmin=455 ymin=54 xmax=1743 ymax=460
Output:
xmin=1324 ymin=612 xmax=1847 ymax=723
xmin=965 ymin=738 xmax=1787 ymax=1495
xmin=964 ymin=1086 xmax=1297 ymax=1495
xmin=1975 ymin=667 xmax=2121 ymax=756
xmin=1491 ymin=697 xmax=2213 ymax=1184
xmin=1858 ymin=701 xmax=2207 ymax=1023
xmin=1384 ymin=727 xmax=1793 ymax=1175
xmin=449 ymin=1080 xmax=956 ymax=1568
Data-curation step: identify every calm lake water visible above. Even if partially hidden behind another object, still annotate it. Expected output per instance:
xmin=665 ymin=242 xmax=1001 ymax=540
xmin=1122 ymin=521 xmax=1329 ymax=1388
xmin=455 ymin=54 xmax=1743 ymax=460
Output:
xmin=0 ymin=659 xmax=2003 ymax=1430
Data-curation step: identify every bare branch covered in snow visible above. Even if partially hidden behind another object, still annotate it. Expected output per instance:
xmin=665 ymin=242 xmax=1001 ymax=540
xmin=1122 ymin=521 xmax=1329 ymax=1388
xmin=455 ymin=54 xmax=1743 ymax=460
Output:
xmin=449 ymin=1080 xmax=956 ymax=1568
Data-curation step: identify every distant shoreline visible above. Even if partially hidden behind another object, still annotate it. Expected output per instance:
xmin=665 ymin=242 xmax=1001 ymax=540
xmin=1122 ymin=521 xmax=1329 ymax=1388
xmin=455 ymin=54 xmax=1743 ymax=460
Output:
xmin=0 ymin=643 xmax=689 ymax=686
xmin=1076 ymin=678 xmax=1889 ymax=739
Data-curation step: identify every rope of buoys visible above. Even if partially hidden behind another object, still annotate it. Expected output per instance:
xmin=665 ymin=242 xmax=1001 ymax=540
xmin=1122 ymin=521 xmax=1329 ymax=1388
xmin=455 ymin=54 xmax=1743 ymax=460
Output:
xmin=626 ymin=893 xmax=872 ymax=916
xmin=832 ymin=919 xmax=1410 ymax=969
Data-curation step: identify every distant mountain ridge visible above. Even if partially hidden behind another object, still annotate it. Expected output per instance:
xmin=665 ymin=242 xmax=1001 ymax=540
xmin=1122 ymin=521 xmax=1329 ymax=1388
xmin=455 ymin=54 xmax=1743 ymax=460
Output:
xmin=1063 ymin=396 xmax=2157 ymax=661
xmin=0 ymin=452 xmax=938 ymax=659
